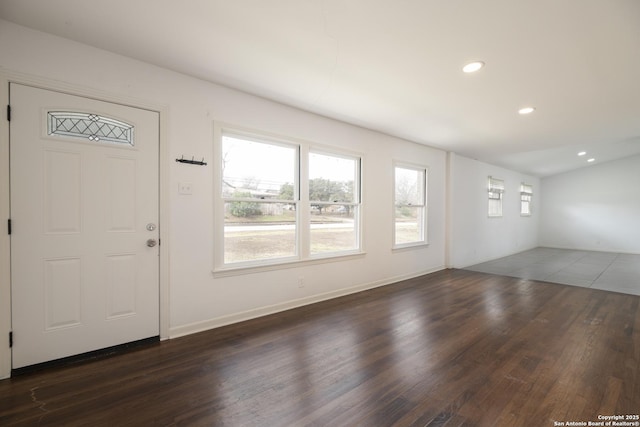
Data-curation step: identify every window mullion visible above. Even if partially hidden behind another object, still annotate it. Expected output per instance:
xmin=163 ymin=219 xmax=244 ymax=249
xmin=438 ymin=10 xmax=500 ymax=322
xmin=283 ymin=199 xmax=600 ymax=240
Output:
xmin=298 ymin=144 xmax=310 ymax=260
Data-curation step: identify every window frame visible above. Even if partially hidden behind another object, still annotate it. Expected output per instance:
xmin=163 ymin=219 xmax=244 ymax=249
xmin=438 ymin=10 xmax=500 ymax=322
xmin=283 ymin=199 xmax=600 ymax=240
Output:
xmin=520 ymin=183 xmax=533 ymax=216
xmin=308 ymin=149 xmax=362 ymax=258
xmin=220 ymin=130 xmax=300 ymax=268
xmin=214 ymin=123 xmax=363 ymax=273
xmin=487 ymin=176 xmax=505 ymax=218
xmin=393 ymin=161 xmax=428 ymax=249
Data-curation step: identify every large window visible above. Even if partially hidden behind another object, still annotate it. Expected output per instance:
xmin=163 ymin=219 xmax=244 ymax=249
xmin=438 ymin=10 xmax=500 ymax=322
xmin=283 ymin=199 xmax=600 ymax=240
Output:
xmin=520 ymin=183 xmax=533 ymax=216
xmin=488 ymin=176 xmax=504 ymax=217
xmin=216 ymin=126 xmax=361 ymax=270
xmin=221 ymin=133 xmax=298 ymax=265
xmin=394 ymin=164 xmax=427 ymax=247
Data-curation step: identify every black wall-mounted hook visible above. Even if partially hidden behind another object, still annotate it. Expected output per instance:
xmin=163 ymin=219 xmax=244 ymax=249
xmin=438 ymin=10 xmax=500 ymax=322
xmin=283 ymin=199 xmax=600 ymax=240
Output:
xmin=176 ymin=155 xmax=207 ymax=166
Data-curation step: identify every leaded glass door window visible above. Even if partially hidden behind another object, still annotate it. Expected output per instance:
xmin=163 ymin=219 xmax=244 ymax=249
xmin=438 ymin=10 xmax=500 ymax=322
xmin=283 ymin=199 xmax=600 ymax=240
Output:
xmin=48 ymin=111 xmax=134 ymax=146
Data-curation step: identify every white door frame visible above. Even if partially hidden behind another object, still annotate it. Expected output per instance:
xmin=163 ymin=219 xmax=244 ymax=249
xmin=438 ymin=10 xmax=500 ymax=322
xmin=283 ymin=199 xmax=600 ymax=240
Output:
xmin=0 ymin=72 xmax=171 ymax=379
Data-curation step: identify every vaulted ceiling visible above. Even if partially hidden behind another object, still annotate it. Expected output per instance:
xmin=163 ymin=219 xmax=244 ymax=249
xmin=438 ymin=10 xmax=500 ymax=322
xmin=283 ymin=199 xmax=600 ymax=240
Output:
xmin=1 ymin=0 xmax=639 ymax=176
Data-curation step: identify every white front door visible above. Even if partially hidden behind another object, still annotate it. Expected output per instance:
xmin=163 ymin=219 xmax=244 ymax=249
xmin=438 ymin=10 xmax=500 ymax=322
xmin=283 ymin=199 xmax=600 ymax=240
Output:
xmin=10 ymin=83 xmax=160 ymax=369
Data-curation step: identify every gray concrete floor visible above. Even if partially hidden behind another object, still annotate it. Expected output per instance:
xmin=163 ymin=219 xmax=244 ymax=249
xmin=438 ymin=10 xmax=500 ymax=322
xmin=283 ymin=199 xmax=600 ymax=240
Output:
xmin=464 ymin=247 xmax=640 ymax=296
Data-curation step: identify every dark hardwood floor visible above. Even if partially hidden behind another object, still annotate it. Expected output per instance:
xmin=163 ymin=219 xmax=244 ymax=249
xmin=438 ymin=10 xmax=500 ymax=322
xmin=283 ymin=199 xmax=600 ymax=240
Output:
xmin=1 ymin=269 xmax=639 ymax=426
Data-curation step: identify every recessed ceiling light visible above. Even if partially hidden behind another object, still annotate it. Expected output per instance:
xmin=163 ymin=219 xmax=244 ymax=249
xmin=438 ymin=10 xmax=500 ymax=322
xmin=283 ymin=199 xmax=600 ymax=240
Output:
xmin=463 ymin=61 xmax=485 ymax=73
xmin=578 ymin=151 xmax=586 ymax=156
xmin=587 ymin=158 xmax=595 ymax=163
xmin=518 ymin=107 xmax=535 ymax=115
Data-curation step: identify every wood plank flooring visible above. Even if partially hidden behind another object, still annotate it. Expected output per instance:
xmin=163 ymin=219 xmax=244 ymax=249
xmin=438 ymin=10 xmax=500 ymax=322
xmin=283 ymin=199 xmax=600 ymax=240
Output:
xmin=1 ymin=269 xmax=639 ymax=426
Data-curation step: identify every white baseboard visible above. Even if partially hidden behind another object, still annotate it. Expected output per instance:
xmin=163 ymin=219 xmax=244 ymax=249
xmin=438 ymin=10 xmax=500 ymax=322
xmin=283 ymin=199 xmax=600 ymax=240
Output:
xmin=539 ymin=245 xmax=640 ymax=255
xmin=169 ymin=266 xmax=445 ymax=339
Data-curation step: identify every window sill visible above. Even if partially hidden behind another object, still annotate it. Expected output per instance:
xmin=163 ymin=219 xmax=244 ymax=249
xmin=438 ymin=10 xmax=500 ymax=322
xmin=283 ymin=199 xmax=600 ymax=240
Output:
xmin=212 ymin=252 xmax=366 ymax=278
xmin=392 ymin=242 xmax=430 ymax=252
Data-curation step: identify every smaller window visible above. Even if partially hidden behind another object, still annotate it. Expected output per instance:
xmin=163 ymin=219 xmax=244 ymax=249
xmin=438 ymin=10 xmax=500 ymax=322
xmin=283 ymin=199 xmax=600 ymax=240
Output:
xmin=309 ymin=151 xmax=360 ymax=256
xmin=488 ymin=176 xmax=504 ymax=217
xmin=520 ymin=183 xmax=533 ymax=216
xmin=394 ymin=164 xmax=427 ymax=247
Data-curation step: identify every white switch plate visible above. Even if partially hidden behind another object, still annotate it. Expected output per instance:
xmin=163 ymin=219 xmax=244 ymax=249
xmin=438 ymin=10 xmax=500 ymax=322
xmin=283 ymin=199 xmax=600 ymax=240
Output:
xmin=178 ymin=182 xmax=193 ymax=195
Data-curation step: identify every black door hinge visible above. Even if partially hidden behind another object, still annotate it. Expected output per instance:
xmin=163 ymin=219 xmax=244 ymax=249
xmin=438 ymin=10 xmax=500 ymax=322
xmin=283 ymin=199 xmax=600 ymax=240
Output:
xmin=7 ymin=219 xmax=11 ymax=235
xmin=6 ymin=105 xmax=10 ymax=122
xmin=9 ymin=332 xmax=12 ymax=348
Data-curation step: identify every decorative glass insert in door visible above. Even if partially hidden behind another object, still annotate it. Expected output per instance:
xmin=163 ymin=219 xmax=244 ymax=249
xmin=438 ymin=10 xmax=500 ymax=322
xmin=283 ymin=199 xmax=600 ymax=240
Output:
xmin=47 ymin=111 xmax=134 ymax=146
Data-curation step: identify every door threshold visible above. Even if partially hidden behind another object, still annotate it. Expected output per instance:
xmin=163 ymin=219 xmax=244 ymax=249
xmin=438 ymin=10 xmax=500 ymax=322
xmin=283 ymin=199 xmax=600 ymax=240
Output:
xmin=11 ymin=336 xmax=160 ymax=377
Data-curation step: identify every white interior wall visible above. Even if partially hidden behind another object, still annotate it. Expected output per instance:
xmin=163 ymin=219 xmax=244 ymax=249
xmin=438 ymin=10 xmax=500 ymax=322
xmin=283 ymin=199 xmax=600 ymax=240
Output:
xmin=448 ymin=153 xmax=540 ymax=268
xmin=539 ymin=154 xmax=640 ymax=253
xmin=0 ymin=20 xmax=448 ymax=377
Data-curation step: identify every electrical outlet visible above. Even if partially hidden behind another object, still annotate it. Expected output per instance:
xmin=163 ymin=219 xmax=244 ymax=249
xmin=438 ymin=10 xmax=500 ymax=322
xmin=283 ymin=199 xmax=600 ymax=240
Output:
xmin=178 ymin=182 xmax=193 ymax=195
xmin=298 ymin=277 xmax=305 ymax=288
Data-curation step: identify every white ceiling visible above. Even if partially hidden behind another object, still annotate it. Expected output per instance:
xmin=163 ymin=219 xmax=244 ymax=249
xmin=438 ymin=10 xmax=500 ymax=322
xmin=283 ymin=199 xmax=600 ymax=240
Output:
xmin=2 ymin=0 xmax=639 ymax=177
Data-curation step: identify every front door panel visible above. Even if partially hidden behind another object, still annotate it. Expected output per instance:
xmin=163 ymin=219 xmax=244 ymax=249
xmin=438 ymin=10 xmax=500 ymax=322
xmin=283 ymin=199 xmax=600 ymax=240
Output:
xmin=10 ymin=84 xmax=160 ymax=369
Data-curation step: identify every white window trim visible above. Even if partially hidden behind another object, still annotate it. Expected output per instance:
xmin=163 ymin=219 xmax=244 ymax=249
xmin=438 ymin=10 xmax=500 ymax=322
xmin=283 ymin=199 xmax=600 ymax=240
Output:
xmin=214 ymin=122 xmax=363 ymax=273
xmin=392 ymin=161 xmax=428 ymax=250
xmin=211 ymin=252 xmax=366 ymax=278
